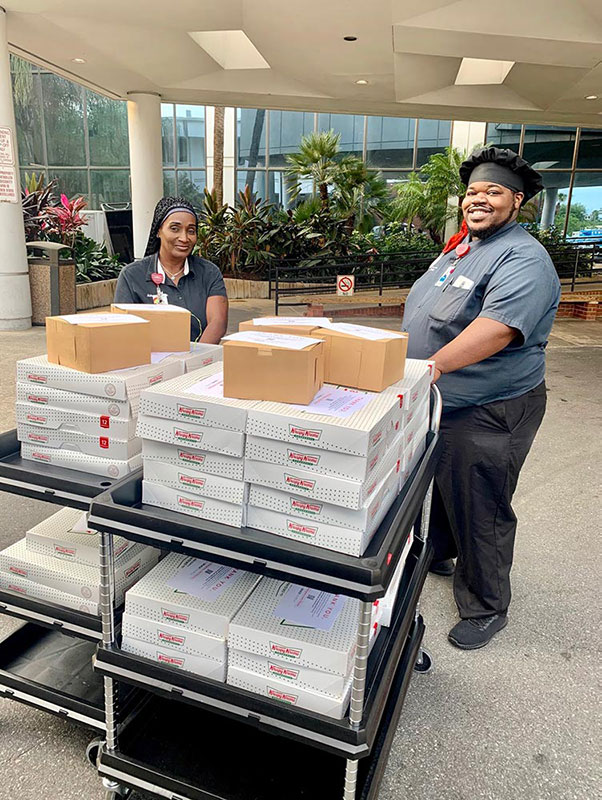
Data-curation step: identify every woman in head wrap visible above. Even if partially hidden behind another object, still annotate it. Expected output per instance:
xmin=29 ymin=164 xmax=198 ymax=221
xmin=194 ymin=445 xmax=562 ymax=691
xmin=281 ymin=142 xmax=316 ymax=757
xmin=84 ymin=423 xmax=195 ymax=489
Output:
xmin=114 ymin=197 xmax=228 ymax=344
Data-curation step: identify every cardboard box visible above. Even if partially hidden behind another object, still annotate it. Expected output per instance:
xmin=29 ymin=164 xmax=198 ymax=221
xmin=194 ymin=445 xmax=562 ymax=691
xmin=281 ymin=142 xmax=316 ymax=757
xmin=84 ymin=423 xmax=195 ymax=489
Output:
xmin=16 ymin=383 xmax=138 ymax=420
xmin=0 ymin=538 xmax=159 ymax=605
xmin=243 ymin=433 xmax=403 ymax=510
xmin=153 ymin=343 xmax=223 ymax=374
xmin=238 ymin=317 xmax=331 ymax=336
xmin=112 ymin=304 xmax=191 ymax=352
xmin=136 ymin=415 xmax=245 ymax=458
xmin=121 ymin=637 xmax=226 ymax=681
xmin=25 ymin=507 xmax=135 ymax=567
xmin=142 ymin=480 xmax=247 ymax=527
xmin=46 ymin=313 xmax=151 ymax=373
xmin=228 ymin=578 xmax=361 ymax=676
xmin=16 ymin=355 xmax=182 ymax=401
xmin=227 ymin=663 xmax=352 ymax=719
xmin=247 ymin=457 xmax=400 ymax=534
xmin=0 ymin=569 xmax=99 ymax=615
xmin=139 ymin=363 xmax=257 ymax=434
xmin=122 ymin=612 xmax=227 ymax=662
xmin=309 ymin=323 xmax=408 ymax=392
xmin=123 ymin=553 xmax=261 ymax=639
xmin=222 ymin=332 xmax=324 ymax=405
xmin=378 ymin=530 xmax=414 ymax=628
xmin=20 ymin=444 xmax=141 ymax=479
xmin=16 ymin=402 xmax=138 ymax=440
xmin=17 ymin=424 xmax=141 ymax=460
xmin=143 ymin=460 xmax=246 ymax=505
xmin=142 ymin=439 xmax=244 ymax=482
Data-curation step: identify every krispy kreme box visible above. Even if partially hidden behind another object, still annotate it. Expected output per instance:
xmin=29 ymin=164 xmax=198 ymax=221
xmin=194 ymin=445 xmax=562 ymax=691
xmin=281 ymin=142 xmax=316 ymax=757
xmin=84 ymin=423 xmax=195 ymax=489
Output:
xmin=16 ymin=355 xmax=182 ymax=402
xmin=25 ymin=507 xmax=134 ymax=567
xmin=16 ymin=383 xmax=138 ymax=419
xmin=121 ymin=612 xmax=227 ymax=662
xmin=0 ymin=538 xmax=159 ymax=605
xmin=391 ymin=359 xmax=433 ymax=414
xmin=123 ymin=553 xmax=261 ymax=639
xmin=142 ymin=480 xmax=247 ymax=527
xmin=17 ymin=424 xmax=141 ymax=460
xmin=121 ymin=637 xmax=227 ymax=681
xmin=0 ymin=570 xmax=99 ymax=615
xmin=143 ymin=460 xmax=246 ymax=505
xmin=142 ymin=439 xmax=244 ymax=482
xmin=139 ymin=363 xmax=259 ymax=434
xmin=136 ymin=415 xmax=244 ymax=458
xmin=20 ymin=444 xmax=141 ymax=479
xmin=378 ymin=529 xmax=414 ymax=629
xmin=228 ymin=578 xmax=361 ymax=676
xmin=150 ymin=342 xmax=223 ymax=374
xmin=16 ymin=402 xmax=137 ymax=440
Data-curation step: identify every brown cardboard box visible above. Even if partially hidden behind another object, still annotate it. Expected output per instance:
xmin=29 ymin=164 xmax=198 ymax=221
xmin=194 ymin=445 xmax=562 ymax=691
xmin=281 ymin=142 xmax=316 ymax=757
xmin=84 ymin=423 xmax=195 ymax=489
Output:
xmin=223 ymin=333 xmax=324 ymax=404
xmin=46 ymin=313 xmax=151 ymax=373
xmin=111 ymin=304 xmax=191 ymax=352
xmin=310 ymin=324 xmax=408 ymax=392
xmin=238 ymin=317 xmax=331 ymax=337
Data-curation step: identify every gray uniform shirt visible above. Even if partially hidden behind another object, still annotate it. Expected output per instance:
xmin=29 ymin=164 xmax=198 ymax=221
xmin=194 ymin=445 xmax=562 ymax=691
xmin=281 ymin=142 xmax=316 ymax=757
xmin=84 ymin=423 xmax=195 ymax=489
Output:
xmin=401 ymin=222 xmax=561 ymax=411
xmin=114 ymin=253 xmax=227 ymax=342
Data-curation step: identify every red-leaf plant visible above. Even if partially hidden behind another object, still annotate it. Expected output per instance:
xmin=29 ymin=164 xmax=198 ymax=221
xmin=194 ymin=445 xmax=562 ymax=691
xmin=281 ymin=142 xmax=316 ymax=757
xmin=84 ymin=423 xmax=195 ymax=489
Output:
xmin=44 ymin=193 xmax=88 ymax=249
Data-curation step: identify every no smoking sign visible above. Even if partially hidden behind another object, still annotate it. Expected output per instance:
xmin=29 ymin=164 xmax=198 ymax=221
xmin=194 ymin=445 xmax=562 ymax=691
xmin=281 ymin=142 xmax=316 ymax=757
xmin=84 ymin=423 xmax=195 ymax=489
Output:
xmin=336 ymin=274 xmax=355 ymax=296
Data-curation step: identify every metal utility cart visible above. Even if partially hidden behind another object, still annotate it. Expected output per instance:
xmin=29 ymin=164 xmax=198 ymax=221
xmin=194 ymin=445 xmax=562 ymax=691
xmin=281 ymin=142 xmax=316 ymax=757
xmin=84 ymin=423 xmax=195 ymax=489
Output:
xmin=89 ymin=388 xmax=443 ymax=800
xmin=0 ymin=429 xmax=138 ymax=737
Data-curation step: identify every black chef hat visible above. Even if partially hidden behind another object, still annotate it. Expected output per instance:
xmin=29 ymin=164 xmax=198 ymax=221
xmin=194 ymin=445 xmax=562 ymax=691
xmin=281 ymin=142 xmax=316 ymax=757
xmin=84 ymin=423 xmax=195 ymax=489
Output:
xmin=459 ymin=146 xmax=544 ymax=206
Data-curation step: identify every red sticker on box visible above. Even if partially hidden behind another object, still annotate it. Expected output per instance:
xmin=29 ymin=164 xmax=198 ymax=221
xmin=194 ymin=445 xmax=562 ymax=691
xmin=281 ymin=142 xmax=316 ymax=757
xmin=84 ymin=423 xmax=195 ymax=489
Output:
xmin=99 ymin=436 xmax=109 ymax=449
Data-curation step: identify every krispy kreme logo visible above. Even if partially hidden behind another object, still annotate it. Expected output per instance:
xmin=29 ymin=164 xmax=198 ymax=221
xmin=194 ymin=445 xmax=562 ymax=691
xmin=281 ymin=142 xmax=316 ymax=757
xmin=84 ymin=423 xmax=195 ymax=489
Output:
xmin=287 ymin=520 xmax=317 ymax=539
xmin=270 ymin=642 xmax=302 ymax=660
xmin=287 ymin=450 xmax=320 ymax=466
xmin=148 ymin=373 xmax=163 ymax=385
xmin=179 ymin=473 xmax=206 ymax=489
xmin=174 ymin=428 xmax=203 ymax=443
xmin=26 ymin=414 xmax=46 ymax=425
xmin=178 ymin=450 xmax=205 ymax=465
xmin=285 ymin=474 xmax=315 ymax=492
xmin=157 ymin=653 xmax=184 ymax=668
xmin=8 ymin=583 xmax=26 ymax=594
xmin=9 ymin=566 xmax=27 ymax=577
xmin=371 ymin=430 xmax=383 ymax=446
xmin=178 ymin=496 xmax=204 ymax=510
xmin=27 ymin=394 xmax=47 ymax=404
xmin=31 ymin=451 xmax=51 ymax=462
xmin=162 ymin=609 xmax=189 ymax=624
xmin=369 ymin=452 xmax=380 ymax=471
xmin=411 ymin=389 xmax=420 ymax=403
xmin=158 ymin=631 xmax=185 ymax=647
xmin=178 ymin=405 xmax=206 ymax=421
xmin=268 ymin=687 xmax=298 ymax=705
xmin=289 ymin=425 xmax=321 ymax=442
xmin=290 ymin=499 xmax=322 ymax=516
xmin=27 ymin=373 xmax=47 ymax=384
xmin=54 ymin=545 xmax=76 ymax=558
xmin=202 ymin=357 xmax=213 ymax=366
xmin=268 ymin=662 xmax=299 ymax=681
xmin=124 ymin=559 xmax=142 ymax=578
xmin=27 ymin=433 xmax=48 ymax=442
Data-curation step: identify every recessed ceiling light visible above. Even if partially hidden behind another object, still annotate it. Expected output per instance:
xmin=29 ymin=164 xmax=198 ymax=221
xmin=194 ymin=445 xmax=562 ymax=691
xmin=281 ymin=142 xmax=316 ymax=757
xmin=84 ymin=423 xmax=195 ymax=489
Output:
xmin=343 ymin=36 xmax=358 ymax=41
xmin=455 ymin=57 xmax=514 ymax=86
xmin=71 ymin=57 xmax=86 ymax=64
xmin=585 ymin=95 xmax=598 ymax=100
xmin=355 ymin=79 xmax=369 ymax=85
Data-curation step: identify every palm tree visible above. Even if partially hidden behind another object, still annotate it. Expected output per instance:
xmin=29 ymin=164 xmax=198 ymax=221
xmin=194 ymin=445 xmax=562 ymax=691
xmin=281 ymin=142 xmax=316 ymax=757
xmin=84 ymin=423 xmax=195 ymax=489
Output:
xmin=213 ymin=106 xmax=225 ymax=206
xmin=331 ymin=157 xmax=390 ymax=233
xmin=285 ymin=130 xmax=341 ymax=208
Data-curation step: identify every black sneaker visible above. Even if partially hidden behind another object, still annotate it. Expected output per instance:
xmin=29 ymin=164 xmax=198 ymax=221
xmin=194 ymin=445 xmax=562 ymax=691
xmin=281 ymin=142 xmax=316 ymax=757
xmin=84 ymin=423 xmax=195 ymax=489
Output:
xmin=429 ymin=558 xmax=455 ymax=577
xmin=448 ymin=613 xmax=508 ymax=650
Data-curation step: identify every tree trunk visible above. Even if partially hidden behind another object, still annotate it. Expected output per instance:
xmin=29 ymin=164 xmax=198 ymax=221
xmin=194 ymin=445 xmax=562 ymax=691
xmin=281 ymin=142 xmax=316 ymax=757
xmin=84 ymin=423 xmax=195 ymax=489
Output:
xmin=213 ymin=106 xmax=225 ymax=206
xmin=319 ymin=182 xmax=329 ymax=209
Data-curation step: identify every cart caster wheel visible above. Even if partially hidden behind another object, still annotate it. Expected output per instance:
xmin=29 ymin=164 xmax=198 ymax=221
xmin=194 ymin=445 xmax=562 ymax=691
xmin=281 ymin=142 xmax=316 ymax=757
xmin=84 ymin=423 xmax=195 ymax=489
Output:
xmin=85 ymin=738 xmax=103 ymax=767
xmin=414 ymin=648 xmax=433 ymax=674
xmin=102 ymin=778 xmax=131 ymax=798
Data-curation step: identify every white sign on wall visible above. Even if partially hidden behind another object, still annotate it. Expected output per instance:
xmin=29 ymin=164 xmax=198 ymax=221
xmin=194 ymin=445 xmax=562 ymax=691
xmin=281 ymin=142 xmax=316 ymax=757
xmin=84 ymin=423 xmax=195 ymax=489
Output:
xmin=0 ymin=127 xmax=15 ymax=166
xmin=0 ymin=166 xmax=18 ymax=204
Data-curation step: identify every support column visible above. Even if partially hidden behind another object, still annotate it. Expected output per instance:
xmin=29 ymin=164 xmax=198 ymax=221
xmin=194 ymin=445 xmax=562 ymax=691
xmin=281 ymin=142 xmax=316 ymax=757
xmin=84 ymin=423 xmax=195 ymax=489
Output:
xmin=445 ymin=120 xmax=488 ymax=240
xmin=126 ymin=92 xmax=163 ymax=258
xmin=222 ymin=107 xmax=236 ymax=207
xmin=0 ymin=8 xmax=31 ymax=330
xmin=540 ymin=187 xmax=558 ymax=229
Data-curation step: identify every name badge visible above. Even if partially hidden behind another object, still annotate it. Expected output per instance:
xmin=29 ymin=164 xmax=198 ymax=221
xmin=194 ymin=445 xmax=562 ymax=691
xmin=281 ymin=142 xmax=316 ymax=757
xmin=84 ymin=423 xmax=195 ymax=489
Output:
xmin=453 ymin=276 xmax=474 ymax=291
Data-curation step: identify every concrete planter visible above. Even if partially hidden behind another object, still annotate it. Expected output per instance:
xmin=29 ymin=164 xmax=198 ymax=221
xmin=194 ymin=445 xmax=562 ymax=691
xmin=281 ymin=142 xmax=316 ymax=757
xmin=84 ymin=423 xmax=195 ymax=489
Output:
xmin=76 ymin=278 xmax=118 ymax=310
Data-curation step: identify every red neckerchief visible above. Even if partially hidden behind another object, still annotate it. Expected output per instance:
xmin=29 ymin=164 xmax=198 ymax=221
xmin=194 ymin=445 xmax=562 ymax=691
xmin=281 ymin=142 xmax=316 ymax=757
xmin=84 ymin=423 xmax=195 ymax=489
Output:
xmin=442 ymin=220 xmax=469 ymax=255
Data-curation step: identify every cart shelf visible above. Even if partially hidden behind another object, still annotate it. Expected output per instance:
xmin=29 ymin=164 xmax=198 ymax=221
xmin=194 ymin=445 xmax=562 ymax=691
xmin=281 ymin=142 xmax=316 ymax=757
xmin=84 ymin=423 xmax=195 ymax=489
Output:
xmin=94 ymin=536 xmax=432 ymax=759
xmin=0 ymin=429 xmax=134 ymax=510
xmin=97 ymin=617 xmax=424 ymax=800
xmin=89 ymin=431 xmax=442 ymax=602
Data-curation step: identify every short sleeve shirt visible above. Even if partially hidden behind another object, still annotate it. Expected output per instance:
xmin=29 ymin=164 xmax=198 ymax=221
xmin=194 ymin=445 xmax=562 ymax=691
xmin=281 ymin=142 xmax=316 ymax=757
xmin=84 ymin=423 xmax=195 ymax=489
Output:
xmin=401 ymin=222 xmax=561 ymax=411
xmin=114 ymin=253 xmax=227 ymax=341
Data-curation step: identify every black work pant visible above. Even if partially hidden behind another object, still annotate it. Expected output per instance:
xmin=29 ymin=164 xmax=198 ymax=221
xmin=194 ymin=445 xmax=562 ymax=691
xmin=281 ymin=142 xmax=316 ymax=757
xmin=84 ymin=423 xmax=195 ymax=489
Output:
xmin=429 ymin=382 xmax=547 ymax=619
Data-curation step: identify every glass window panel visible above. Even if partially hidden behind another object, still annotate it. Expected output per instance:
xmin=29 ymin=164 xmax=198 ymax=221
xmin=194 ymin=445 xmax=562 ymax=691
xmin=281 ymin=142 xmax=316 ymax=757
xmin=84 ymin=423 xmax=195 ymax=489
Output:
xmin=41 ymin=72 xmax=86 ymax=166
xmin=47 ymin=168 xmax=88 ymax=200
xmin=175 ymin=105 xmax=205 ymax=168
xmin=522 ymin=125 xmax=576 ymax=170
xmin=376 ymin=170 xmax=414 ymax=194
xmin=161 ymin=103 xmax=175 ymax=167
xmin=87 ymin=92 xmax=129 ymax=167
xmin=317 ymin=113 xmax=363 ymax=159
xmin=163 ymin=169 xmax=176 ymax=196
xmin=526 ymin=172 xmax=572 ymax=232
xmin=10 ymin=58 xmax=44 ymax=167
xmin=576 ymin=128 xmax=602 ymax=169
xmin=237 ymin=108 xmax=266 ymax=168
xmin=176 ymin=170 xmax=206 ymax=211
xmin=416 ymin=119 xmax=451 ymax=166
xmin=236 ymin=169 xmax=266 ymax=201
xmin=366 ymin=117 xmax=416 ymax=168
xmin=90 ymin=170 xmax=130 ymax=209
xmin=564 ymin=173 xmax=602 ymax=237
xmin=268 ymin=111 xmax=315 ymax=167
xmin=485 ymin=122 xmax=521 ymax=153
xmin=266 ymin=170 xmax=310 ymax=208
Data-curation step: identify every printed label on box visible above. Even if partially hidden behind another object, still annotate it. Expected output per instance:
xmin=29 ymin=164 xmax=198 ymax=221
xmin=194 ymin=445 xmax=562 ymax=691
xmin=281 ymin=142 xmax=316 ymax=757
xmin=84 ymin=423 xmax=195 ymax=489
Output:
xmin=286 ymin=520 xmax=317 ymax=539
xmin=157 ymin=652 xmax=184 ymax=668
xmin=178 ymin=496 xmax=204 ymax=511
xmin=274 ymin=585 xmax=346 ymax=632
xmin=290 ymin=499 xmax=322 ymax=516
xmin=284 ymin=474 xmax=316 ymax=492
xmin=287 ymin=450 xmax=320 ymax=466
xmin=267 ymin=687 xmax=298 ymax=705
xmin=158 ymin=630 xmax=186 ymax=647
xmin=268 ymin=662 xmax=300 ymax=681
xmin=174 ymin=427 xmax=204 ymax=444
xmin=178 ymin=450 xmax=206 ymax=465
xmin=178 ymin=405 xmax=206 ymax=421
xmin=186 ymin=372 xmax=225 ymax=399
xmin=291 ymin=386 xmax=374 ymax=418
xmin=168 ymin=558 xmax=244 ymax=602
xmin=269 ymin=642 xmax=303 ymax=660
xmin=178 ymin=473 xmax=206 ymax=490
xmin=162 ymin=609 xmax=190 ymax=625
